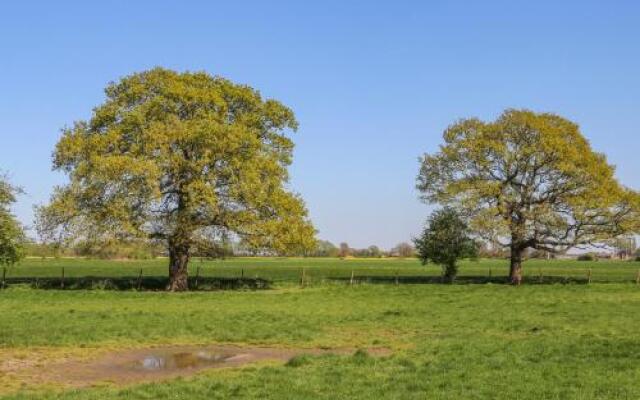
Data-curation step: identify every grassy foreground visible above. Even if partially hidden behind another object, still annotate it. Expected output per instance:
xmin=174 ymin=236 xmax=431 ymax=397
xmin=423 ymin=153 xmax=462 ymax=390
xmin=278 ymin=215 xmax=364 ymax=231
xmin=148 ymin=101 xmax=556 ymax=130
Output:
xmin=2 ymin=267 xmax=640 ymax=398
xmin=0 ymin=258 xmax=640 ymax=399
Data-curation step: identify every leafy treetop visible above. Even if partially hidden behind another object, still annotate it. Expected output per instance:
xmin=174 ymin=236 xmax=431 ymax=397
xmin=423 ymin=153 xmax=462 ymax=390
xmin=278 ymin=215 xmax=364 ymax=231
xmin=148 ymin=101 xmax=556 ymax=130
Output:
xmin=37 ymin=68 xmax=316 ymax=289
xmin=417 ymin=109 xmax=639 ymax=283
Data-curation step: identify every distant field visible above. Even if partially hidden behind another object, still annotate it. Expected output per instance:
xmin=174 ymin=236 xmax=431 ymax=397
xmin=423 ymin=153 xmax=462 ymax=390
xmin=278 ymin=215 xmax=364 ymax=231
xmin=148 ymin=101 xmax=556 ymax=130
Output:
xmin=4 ymin=256 xmax=640 ymax=284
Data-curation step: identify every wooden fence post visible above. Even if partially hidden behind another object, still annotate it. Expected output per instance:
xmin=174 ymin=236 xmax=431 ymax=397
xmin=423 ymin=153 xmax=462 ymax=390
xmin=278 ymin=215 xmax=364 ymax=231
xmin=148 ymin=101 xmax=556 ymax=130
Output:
xmin=587 ymin=268 xmax=592 ymax=285
xmin=61 ymin=267 xmax=65 ymax=289
xmin=137 ymin=268 xmax=143 ymax=291
xmin=350 ymin=270 xmax=354 ymax=286
xmin=300 ymin=268 xmax=306 ymax=288
xmin=395 ymin=270 xmax=399 ymax=286
xmin=1 ymin=267 xmax=5 ymax=290
xmin=538 ymin=268 xmax=543 ymax=283
xmin=194 ymin=266 xmax=200 ymax=289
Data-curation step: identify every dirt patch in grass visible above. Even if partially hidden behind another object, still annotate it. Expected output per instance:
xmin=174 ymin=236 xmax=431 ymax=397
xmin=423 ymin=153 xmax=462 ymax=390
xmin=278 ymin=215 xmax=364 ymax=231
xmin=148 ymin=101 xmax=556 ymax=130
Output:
xmin=0 ymin=347 xmax=107 ymax=393
xmin=3 ymin=345 xmax=391 ymax=392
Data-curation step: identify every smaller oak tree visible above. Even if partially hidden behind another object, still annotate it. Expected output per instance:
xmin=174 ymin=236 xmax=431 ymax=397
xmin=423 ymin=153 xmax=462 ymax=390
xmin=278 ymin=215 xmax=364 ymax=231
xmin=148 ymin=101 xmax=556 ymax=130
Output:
xmin=418 ymin=109 xmax=640 ymax=284
xmin=414 ymin=208 xmax=477 ymax=282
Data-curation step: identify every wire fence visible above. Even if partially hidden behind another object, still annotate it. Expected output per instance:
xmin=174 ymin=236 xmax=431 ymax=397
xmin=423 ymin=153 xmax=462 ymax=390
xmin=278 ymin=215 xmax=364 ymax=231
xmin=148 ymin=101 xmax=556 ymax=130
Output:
xmin=2 ymin=261 xmax=640 ymax=291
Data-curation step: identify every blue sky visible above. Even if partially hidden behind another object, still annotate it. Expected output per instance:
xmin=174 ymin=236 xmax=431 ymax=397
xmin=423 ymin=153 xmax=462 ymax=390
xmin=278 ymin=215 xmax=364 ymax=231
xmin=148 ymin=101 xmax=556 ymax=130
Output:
xmin=1 ymin=1 xmax=639 ymax=249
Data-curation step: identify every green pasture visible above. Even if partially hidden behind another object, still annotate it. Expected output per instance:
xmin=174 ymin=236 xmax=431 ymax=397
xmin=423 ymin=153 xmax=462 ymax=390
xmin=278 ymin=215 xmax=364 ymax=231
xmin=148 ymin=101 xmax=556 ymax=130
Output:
xmin=2 ymin=282 xmax=640 ymax=399
xmin=3 ymin=256 xmax=640 ymax=284
xmin=2 ymin=257 xmax=640 ymax=399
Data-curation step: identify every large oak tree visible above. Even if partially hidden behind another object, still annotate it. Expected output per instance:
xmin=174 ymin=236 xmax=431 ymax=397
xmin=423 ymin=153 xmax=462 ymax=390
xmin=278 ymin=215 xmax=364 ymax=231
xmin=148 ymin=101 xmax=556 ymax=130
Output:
xmin=37 ymin=68 xmax=316 ymax=290
xmin=417 ymin=109 xmax=639 ymax=284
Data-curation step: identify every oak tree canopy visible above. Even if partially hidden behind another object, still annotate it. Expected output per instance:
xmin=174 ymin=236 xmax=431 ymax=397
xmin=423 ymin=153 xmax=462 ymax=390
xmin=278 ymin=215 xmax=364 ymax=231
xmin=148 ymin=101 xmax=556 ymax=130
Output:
xmin=37 ymin=68 xmax=316 ymax=290
xmin=417 ymin=109 xmax=639 ymax=284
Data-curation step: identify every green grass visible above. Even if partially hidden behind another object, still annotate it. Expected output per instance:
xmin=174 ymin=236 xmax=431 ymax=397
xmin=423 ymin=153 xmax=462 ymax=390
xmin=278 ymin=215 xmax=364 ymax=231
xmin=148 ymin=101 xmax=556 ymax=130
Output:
xmin=5 ymin=256 xmax=640 ymax=284
xmin=2 ymin=258 xmax=640 ymax=399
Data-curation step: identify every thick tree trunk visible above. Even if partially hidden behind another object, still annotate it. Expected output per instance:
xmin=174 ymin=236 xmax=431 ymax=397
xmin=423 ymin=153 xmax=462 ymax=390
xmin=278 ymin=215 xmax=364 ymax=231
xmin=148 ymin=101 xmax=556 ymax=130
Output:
xmin=168 ymin=244 xmax=190 ymax=291
xmin=510 ymin=245 xmax=523 ymax=285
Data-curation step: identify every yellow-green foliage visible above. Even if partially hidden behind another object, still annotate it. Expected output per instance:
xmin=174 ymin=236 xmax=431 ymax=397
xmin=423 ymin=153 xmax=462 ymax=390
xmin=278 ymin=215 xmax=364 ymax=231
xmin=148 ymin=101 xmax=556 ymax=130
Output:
xmin=36 ymin=68 xmax=316 ymax=266
xmin=418 ymin=109 xmax=640 ymax=255
xmin=0 ymin=175 xmax=25 ymax=266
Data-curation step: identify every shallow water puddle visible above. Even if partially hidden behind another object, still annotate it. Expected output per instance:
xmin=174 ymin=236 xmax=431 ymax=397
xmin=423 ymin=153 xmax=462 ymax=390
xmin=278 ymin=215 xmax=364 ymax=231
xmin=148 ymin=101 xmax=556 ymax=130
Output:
xmin=134 ymin=349 xmax=235 ymax=371
xmin=21 ymin=345 xmax=390 ymax=388
xmin=38 ymin=346 xmax=286 ymax=387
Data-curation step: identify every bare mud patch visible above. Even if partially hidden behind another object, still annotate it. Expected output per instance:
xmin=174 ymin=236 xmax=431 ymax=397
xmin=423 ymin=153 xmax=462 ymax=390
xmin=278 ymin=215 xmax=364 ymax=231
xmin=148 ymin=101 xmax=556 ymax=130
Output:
xmin=8 ymin=345 xmax=391 ymax=390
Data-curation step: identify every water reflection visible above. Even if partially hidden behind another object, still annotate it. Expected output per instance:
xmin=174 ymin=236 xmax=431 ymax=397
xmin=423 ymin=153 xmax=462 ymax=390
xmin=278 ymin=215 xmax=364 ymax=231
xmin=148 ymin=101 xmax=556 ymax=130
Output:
xmin=135 ymin=350 xmax=233 ymax=371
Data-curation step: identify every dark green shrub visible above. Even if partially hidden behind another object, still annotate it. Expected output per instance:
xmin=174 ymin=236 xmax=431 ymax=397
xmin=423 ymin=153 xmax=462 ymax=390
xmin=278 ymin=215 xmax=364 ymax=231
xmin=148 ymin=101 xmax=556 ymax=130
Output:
xmin=414 ymin=208 xmax=477 ymax=282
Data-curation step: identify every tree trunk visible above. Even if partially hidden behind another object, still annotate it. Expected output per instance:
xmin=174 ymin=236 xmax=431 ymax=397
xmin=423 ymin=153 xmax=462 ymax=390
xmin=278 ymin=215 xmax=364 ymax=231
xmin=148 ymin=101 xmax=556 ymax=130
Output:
xmin=510 ymin=245 xmax=523 ymax=285
xmin=168 ymin=244 xmax=190 ymax=291
xmin=443 ymin=263 xmax=457 ymax=284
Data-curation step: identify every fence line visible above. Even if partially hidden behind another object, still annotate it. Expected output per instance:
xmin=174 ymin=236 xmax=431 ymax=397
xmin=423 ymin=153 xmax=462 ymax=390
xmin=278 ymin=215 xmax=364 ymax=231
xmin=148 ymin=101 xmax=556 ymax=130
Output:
xmin=2 ymin=263 xmax=640 ymax=290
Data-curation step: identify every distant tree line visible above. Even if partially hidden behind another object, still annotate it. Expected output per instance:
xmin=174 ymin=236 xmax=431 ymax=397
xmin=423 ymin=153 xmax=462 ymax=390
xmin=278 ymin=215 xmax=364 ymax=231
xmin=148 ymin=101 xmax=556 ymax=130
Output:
xmin=23 ymin=239 xmax=165 ymax=260
xmin=23 ymin=236 xmax=304 ymax=260
xmin=22 ymin=230 xmax=638 ymax=263
xmin=22 ymin=237 xmax=419 ymax=260
xmin=308 ymin=240 xmax=415 ymax=258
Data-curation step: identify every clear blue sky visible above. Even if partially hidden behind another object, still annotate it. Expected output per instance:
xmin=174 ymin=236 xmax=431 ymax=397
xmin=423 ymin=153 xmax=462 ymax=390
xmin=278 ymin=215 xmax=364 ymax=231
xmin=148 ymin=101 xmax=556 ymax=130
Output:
xmin=1 ymin=1 xmax=639 ymax=249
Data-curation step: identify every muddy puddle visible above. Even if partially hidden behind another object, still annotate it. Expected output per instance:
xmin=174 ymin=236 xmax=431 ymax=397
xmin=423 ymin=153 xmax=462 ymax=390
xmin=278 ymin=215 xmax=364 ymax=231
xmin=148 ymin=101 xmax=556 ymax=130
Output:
xmin=133 ymin=349 xmax=236 ymax=371
xmin=18 ymin=345 xmax=391 ymax=388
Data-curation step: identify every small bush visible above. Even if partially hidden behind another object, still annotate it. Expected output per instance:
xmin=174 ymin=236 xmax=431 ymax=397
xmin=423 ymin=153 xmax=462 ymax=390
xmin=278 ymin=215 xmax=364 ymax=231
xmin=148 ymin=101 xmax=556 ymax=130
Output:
xmin=577 ymin=253 xmax=595 ymax=261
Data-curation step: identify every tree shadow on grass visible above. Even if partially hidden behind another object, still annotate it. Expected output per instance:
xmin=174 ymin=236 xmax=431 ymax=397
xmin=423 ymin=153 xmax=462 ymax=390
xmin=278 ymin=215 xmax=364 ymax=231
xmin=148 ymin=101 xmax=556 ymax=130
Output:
xmin=330 ymin=275 xmax=590 ymax=285
xmin=1 ymin=275 xmax=602 ymax=290
xmin=2 ymin=276 xmax=271 ymax=291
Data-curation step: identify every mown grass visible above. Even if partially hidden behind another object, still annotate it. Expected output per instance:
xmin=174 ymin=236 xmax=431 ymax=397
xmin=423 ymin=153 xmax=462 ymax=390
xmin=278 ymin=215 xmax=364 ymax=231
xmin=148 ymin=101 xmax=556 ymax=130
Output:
xmin=2 ymin=274 xmax=640 ymax=399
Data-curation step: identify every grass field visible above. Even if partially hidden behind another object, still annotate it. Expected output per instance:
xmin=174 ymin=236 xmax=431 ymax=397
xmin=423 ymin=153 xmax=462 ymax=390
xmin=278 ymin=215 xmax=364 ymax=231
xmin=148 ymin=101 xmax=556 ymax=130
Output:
xmin=1 ymin=257 xmax=640 ymax=399
xmin=4 ymin=256 xmax=640 ymax=284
